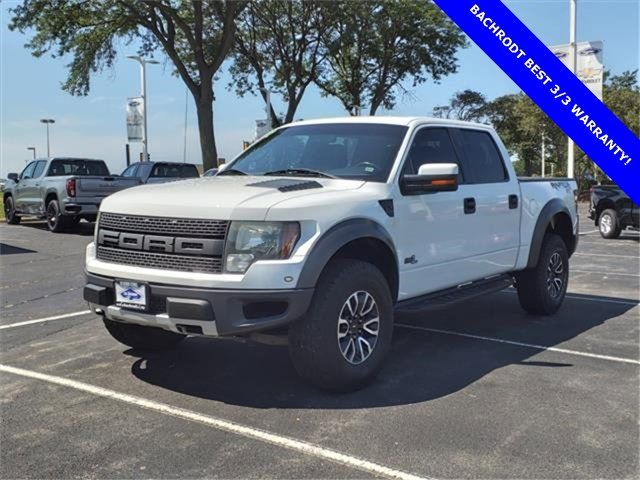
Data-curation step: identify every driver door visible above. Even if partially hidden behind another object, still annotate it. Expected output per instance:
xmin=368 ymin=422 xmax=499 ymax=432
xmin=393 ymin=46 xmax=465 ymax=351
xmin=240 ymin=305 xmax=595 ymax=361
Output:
xmin=394 ymin=127 xmax=474 ymax=300
xmin=15 ymin=162 xmax=37 ymax=212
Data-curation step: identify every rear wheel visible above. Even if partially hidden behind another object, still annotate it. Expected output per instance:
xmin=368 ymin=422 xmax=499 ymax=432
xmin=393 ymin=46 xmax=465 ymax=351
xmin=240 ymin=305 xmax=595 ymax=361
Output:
xmin=515 ymin=233 xmax=569 ymax=315
xmin=103 ymin=318 xmax=185 ymax=350
xmin=288 ymin=259 xmax=393 ymax=392
xmin=4 ymin=196 xmax=20 ymax=225
xmin=598 ymin=209 xmax=622 ymax=239
xmin=46 ymin=199 xmax=69 ymax=233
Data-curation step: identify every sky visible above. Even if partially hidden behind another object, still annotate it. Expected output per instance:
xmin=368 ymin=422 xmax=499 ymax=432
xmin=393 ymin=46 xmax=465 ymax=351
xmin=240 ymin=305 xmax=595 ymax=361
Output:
xmin=1 ymin=0 xmax=638 ymax=177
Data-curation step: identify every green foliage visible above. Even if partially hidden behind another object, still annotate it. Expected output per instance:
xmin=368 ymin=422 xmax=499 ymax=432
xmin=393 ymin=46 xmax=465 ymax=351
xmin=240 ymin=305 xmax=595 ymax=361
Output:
xmin=230 ymin=1 xmax=330 ymax=124
xmin=434 ymin=90 xmax=488 ymax=122
xmin=9 ymin=0 xmax=246 ymax=170
xmin=315 ymin=0 xmax=466 ymax=115
xmin=442 ymin=72 xmax=638 ymax=180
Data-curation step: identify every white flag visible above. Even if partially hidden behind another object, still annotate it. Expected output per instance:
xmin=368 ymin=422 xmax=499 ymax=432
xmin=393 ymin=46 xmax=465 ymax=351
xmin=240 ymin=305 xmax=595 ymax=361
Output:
xmin=126 ymin=97 xmax=144 ymax=142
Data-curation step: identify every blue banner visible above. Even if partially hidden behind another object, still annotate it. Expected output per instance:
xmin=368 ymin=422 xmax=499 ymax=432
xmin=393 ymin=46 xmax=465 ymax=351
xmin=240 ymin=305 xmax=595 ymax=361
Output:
xmin=434 ymin=0 xmax=640 ymax=204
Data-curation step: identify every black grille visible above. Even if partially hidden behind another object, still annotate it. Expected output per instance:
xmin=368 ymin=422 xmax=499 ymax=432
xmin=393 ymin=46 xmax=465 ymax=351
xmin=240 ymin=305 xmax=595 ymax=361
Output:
xmin=99 ymin=212 xmax=228 ymax=238
xmin=97 ymin=246 xmax=223 ymax=273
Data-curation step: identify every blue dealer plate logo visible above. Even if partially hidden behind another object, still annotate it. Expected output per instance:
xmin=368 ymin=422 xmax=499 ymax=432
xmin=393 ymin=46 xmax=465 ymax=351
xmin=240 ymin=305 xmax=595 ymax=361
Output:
xmin=120 ymin=288 xmax=142 ymax=301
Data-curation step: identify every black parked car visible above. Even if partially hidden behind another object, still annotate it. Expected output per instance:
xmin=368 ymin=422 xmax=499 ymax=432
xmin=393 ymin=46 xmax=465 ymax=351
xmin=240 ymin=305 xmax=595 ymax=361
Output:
xmin=589 ymin=185 xmax=639 ymax=239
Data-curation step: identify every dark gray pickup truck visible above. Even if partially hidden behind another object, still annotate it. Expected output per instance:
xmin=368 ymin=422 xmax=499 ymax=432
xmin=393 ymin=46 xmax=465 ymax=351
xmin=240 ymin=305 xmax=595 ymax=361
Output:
xmin=4 ymin=157 xmax=140 ymax=232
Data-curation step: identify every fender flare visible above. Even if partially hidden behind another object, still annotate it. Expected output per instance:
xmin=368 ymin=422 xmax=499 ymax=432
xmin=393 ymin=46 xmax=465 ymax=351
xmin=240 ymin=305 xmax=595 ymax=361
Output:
xmin=44 ymin=188 xmax=58 ymax=201
xmin=296 ymin=218 xmax=398 ymax=290
xmin=526 ymin=198 xmax=575 ymax=268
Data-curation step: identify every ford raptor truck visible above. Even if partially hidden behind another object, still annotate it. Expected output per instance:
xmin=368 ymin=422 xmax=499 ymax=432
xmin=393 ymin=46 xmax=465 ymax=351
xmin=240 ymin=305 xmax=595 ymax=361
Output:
xmin=84 ymin=117 xmax=578 ymax=391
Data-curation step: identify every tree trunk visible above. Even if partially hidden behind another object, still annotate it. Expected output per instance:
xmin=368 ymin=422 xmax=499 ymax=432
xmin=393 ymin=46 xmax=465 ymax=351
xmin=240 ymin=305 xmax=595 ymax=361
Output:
xmin=195 ymin=90 xmax=218 ymax=171
xmin=284 ymin=96 xmax=301 ymax=124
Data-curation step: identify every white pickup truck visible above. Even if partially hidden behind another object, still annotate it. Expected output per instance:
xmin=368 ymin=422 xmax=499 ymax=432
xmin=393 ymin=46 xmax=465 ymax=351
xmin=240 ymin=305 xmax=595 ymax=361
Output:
xmin=84 ymin=117 xmax=578 ymax=391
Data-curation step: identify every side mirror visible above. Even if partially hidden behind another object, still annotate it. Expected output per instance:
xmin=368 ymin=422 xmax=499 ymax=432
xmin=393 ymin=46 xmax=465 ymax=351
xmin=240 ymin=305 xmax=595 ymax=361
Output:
xmin=7 ymin=173 xmax=18 ymax=182
xmin=400 ymin=163 xmax=458 ymax=195
xmin=217 ymin=163 xmax=228 ymax=173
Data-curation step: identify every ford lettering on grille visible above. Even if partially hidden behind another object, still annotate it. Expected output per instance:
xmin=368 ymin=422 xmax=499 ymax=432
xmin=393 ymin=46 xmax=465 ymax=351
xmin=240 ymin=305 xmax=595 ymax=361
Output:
xmin=98 ymin=229 xmax=223 ymax=256
xmin=96 ymin=214 xmax=228 ymax=273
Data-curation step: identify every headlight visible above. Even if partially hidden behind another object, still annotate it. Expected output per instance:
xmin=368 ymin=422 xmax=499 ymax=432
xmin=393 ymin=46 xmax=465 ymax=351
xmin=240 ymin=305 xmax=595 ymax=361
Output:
xmin=224 ymin=221 xmax=300 ymax=273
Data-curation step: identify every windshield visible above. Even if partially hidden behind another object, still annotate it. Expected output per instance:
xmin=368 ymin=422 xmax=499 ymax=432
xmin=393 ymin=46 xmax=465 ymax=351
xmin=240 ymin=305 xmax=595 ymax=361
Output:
xmin=48 ymin=159 xmax=110 ymax=176
xmin=229 ymin=123 xmax=408 ymax=182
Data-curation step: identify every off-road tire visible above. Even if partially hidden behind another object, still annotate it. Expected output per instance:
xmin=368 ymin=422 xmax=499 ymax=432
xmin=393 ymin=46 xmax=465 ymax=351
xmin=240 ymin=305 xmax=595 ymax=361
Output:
xmin=103 ymin=318 xmax=185 ymax=350
xmin=515 ymin=233 xmax=569 ymax=315
xmin=598 ymin=208 xmax=622 ymax=239
xmin=288 ymin=259 xmax=394 ymax=392
xmin=4 ymin=196 xmax=20 ymax=225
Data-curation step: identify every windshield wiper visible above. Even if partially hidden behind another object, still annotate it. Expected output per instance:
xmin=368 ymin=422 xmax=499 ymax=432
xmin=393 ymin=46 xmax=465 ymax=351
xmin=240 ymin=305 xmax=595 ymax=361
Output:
xmin=263 ymin=168 xmax=337 ymax=179
xmin=217 ymin=168 xmax=247 ymax=176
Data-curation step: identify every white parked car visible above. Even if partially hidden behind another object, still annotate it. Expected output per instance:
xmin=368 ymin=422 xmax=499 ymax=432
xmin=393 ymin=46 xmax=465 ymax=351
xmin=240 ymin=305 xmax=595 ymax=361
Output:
xmin=84 ymin=117 xmax=578 ymax=391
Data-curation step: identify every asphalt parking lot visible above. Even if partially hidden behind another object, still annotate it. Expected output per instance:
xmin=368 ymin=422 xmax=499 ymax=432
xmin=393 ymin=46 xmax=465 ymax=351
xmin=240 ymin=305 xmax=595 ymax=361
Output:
xmin=1 ymin=207 xmax=638 ymax=479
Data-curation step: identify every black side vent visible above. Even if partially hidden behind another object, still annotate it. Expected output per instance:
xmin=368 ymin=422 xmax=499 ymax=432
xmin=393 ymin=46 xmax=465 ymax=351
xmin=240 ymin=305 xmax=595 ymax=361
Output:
xmin=247 ymin=179 xmax=323 ymax=192
xmin=378 ymin=199 xmax=395 ymax=217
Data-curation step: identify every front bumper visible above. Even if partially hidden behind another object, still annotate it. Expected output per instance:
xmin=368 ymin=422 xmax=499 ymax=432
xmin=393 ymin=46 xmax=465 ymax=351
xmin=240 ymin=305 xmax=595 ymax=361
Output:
xmin=84 ymin=271 xmax=314 ymax=337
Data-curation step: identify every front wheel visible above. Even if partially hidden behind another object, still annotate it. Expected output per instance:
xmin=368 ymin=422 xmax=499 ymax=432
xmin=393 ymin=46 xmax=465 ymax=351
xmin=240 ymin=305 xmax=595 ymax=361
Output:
xmin=288 ymin=259 xmax=394 ymax=392
xmin=515 ymin=233 xmax=569 ymax=315
xmin=4 ymin=196 xmax=20 ymax=225
xmin=103 ymin=318 xmax=185 ymax=350
xmin=598 ymin=209 xmax=622 ymax=239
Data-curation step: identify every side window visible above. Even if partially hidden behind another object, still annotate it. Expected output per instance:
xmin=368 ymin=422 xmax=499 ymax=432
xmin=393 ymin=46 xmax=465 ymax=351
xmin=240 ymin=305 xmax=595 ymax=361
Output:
xmin=454 ymin=129 xmax=508 ymax=184
xmin=180 ymin=165 xmax=200 ymax=178
xmin=402 ymin=128 xmax=463 ymax=181
xmin=152 ymin=164 xmax=181 ymax=178
xmin=32 ymin=161 xmax=46 ymax=178
xmin=20 ymin=162 xmax=37 ymax=180
xmin=122 ymin=165 xmax=138 ymax=177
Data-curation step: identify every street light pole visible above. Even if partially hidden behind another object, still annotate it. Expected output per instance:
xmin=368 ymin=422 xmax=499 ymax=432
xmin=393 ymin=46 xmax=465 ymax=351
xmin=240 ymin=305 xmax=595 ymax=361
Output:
xmin=127 ymin=55 xmax=159 ymax=162
xmin=27 ymin=147 xmax=36 ymax=159
xmin=567 ymin=0 xmax=577 ymax=178
xmin=40 ymin=119 xmax=55 ymax=157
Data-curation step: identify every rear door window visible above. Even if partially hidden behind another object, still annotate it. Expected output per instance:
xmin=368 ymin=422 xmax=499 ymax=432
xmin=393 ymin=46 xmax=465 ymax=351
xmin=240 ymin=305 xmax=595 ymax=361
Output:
xmin=453 ymin=129 xmax=508 ymax=184
xmin=32 ymin=160 xmax=47 ymax=178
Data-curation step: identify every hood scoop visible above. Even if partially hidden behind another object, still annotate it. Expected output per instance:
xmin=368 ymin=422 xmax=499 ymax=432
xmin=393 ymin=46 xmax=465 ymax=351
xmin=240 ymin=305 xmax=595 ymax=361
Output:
xmin=247 ymin=179 xmax=323 ymax=192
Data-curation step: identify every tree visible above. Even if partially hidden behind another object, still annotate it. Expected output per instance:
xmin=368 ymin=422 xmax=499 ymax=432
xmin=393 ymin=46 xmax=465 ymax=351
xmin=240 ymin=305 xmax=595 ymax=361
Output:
xmin=483 ymin=93 xmax=565 ymax=177
xmin=9 ymin=0 xmax=246 ymax=170
xmin=576 ymin=70 xmax=639 ymax=185
xmin=229 ymin=0 xmax=330 ymax=126
xmin=433 ymin=89 xmax=488 ymax=122
xmin=315 ymin=0 xmax=466 ymax=115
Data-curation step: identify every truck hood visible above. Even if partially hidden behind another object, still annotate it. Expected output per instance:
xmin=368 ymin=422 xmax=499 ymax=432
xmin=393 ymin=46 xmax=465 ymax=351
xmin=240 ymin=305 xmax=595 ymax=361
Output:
xmin=100 ymin=175 xmax=365 ymax=220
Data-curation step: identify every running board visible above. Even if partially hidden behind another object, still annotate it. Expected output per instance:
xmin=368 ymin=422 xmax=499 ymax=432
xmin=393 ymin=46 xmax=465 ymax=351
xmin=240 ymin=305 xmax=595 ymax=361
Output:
xmin=395 ymin=274 xmax=514 ymax=312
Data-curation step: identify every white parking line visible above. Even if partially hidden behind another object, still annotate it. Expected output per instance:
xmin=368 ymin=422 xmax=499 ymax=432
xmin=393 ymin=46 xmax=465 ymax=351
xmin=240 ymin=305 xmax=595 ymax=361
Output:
xmin=395 ymin=324 xmax=639 ymax=365
xmin=0 ymin=310 xmax=92 ymax=330
xmin=500 ymin=289 xmax=639 ymax=306
xmin=571 ymin=269 xmax=639 ymax=277
xmin=579 ymin=230 xmax=599 ymax=236
xmin=574 ymin=253 xmax=640 ymax=259
xmin=0 ymin=364 xmax=429 ymax=480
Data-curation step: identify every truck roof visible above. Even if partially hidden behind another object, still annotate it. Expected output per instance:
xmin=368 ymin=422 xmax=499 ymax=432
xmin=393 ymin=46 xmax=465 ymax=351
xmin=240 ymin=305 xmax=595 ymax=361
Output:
xmin=289 ymin=116 xmax=492 ymax=129
xmin=33 ymin=157 xmax=106 ymax=162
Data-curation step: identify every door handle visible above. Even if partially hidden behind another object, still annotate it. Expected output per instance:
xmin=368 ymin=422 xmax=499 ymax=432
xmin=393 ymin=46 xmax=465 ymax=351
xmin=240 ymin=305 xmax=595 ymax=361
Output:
xmin=509 ymin=194 xmax=518 ymax=209
xmin=464 ymin=197 xmax=476 ymax=214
